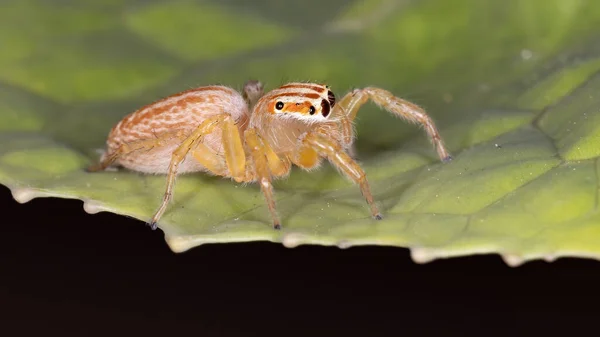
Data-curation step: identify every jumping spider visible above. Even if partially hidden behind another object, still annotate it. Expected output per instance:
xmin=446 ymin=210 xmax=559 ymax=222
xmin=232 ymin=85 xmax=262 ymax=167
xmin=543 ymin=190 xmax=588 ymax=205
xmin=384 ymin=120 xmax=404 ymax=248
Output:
xmin=88 ymin=80 xmax=452 ymax=230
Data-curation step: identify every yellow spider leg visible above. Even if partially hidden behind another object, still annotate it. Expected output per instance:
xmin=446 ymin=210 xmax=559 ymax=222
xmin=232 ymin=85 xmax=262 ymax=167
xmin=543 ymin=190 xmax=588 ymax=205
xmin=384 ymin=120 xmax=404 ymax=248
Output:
xmin=150 ymin=114 xmax=228 ymax=229
xmin=221 ymin=116 xmax=246 ymax=182
xmin=190 ymin=116 xmax=247 ymax=181
xmin=335 ymin=87 xmax=452 ymax=162
xmin=301 ymin=132 xmax=382 ymax=220
xmin=294 ymin=144 xmax=320 ymax=169
xmin=191 ymin=143 xmax=227 ymax=175
xmin=261 ymin=140 xmax=291 ymax=178
xmin=245 ymin=128 xmax=281 ymax=229
xmin=338 ymin=115 xmax=354 ymax=148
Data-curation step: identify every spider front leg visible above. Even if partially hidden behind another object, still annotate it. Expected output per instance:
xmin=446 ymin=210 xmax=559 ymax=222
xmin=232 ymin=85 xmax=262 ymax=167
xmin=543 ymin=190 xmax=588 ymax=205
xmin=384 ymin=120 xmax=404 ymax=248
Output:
xmin=299 ymin=132 xmax=382 ymax=220
xmin=336 ymin=87 xmax=452 ymax=162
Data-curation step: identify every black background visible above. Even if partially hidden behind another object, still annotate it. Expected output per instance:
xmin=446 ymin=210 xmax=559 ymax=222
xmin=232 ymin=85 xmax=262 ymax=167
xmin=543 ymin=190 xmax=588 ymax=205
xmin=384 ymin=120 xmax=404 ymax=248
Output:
xmin=1 ymin=184 xmax=598 ymax=336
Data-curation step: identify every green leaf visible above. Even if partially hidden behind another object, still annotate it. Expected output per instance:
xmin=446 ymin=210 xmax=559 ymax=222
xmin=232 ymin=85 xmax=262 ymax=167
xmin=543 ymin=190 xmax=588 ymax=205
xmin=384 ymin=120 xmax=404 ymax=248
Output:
xmin=2 ymin=0 xmax=600 ymax=266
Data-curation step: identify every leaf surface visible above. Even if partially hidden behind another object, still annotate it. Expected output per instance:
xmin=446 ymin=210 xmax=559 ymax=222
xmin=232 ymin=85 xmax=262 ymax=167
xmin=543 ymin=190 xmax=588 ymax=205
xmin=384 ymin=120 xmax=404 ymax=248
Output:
xmin=2 ymin=0 xmax=600 ymax=266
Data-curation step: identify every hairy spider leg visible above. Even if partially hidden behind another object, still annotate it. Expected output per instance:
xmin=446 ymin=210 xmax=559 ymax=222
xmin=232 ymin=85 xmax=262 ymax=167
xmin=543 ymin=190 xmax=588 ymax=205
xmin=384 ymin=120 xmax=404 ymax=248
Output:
xmin=335 ymin=87 xmax=452 ymax=162
xmin=85 ymin=130 xmax=186 ymax=172
xmin=149 ymin=114 xmax=246 ymax=228
xmin=244 ymin=128 xmax=283 ymax=229
xmin=298 ymin=130 xmax=382 ymax=220
xmin=189 ymin=114 xmax=246 ymax=182
xmin=191 ymin=143 xmax=227 ymax=175
xmin=87 ymin=114 xmax=247 ymax=229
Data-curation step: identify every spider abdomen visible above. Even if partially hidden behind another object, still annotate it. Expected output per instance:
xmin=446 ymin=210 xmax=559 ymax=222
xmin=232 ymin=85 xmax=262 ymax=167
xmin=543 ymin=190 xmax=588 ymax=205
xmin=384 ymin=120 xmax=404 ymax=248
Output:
xmin=104 ymin=86 xmax=249 ymax=174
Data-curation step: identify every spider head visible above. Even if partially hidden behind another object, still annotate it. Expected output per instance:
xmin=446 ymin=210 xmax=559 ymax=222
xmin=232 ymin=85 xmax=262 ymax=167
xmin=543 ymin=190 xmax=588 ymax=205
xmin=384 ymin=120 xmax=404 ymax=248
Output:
xmin=264 ymin=83 xmax=336 ymax=122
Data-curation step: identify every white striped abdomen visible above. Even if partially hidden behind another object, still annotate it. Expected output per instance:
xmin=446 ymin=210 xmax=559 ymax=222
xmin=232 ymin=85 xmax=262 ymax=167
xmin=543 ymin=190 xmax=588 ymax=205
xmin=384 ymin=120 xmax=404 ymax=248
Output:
xmin=104 ymin=86 xmax=249 ymax=174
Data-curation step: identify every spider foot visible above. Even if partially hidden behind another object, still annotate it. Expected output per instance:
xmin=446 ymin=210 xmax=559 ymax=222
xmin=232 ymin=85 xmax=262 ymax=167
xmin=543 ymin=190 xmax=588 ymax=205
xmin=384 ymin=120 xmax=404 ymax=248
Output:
xmin=147 ymin=221 xmax=158 ymax=230
xmin=273 ymin=223 xmax=282 ymax=230
xmin=374 ymin=214 xmax=383 ymax=220
xmin=442 ymin=155 xmax=453 ymax=163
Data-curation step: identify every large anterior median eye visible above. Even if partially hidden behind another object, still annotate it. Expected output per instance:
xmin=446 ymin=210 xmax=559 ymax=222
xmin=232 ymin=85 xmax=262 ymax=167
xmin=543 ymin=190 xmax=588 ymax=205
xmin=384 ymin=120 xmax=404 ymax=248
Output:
xmin=320 ymin=99 xmax=330 ymax=117
xmin=327 ymin=90 xmax=335 ymax=107
xmin=275 ymin=101 xmax=284 ymax=110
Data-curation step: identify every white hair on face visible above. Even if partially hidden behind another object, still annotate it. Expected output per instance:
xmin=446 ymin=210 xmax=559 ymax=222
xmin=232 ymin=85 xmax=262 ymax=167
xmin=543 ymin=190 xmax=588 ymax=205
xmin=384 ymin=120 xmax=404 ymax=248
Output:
xmin=275 ymin=110 xmax=329 ymax=125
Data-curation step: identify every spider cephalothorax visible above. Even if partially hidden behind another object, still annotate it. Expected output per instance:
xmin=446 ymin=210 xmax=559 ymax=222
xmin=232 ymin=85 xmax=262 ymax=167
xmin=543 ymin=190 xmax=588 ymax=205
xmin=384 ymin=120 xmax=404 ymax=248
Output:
xmin=88 ymin=80 xmax=451 ymax=230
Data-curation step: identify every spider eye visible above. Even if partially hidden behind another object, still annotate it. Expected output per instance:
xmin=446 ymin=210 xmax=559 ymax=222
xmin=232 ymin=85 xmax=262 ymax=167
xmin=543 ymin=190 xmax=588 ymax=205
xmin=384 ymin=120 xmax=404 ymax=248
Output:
xmin=275 ymin=101 xmax=284 ymax=110
xmin=309 ymin=106 xmax=316 ymax=115
xmin=320 ymin=99 xmax=331 ymax=117
xmin=327 ymin=90 xmax=336 ymax=107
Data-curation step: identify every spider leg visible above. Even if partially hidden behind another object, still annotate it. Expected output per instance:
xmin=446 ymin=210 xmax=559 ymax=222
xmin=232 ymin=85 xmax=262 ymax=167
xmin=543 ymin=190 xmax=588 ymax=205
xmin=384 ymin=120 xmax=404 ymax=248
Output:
xmin=244 ymin=128 xmax=285 ymax=229
xmin=262 ymin=141 xmax=292 ymax=178
xmin=338 ymin=115 xmax=354 ymax=148
xmin=191 ymin=143 xmax=228 ymax=176
xmin=189 ymin=113 xmax=250 ymax=182
xmin=149 ymin=114 xmax=231 ymax=229
xmin=86 ymin=131 xmax=183 ymax=172
xmin=221 ymin=114 xmax=247 ymax=182
xmin=300 ymin=131 xmax=382 ymax=220
xmin=335 ymin=87 xmax=452 ymax=162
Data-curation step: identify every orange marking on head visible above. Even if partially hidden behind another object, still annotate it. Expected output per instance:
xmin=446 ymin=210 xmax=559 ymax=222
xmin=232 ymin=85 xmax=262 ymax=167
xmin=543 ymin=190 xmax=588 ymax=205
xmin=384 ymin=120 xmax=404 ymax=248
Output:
xmin=267 ymin=101 xmax=277 ymax=114
xmin=283 ymin=101 xmax=313 ymax=114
